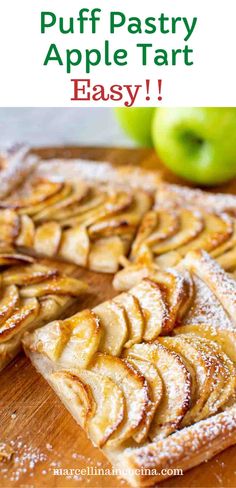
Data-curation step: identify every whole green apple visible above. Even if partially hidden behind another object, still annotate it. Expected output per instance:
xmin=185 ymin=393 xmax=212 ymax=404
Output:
xmin=152 ymin=107 xmax=236 ymax=185
xmin=115 ymin=107 xmax=155 ymax=147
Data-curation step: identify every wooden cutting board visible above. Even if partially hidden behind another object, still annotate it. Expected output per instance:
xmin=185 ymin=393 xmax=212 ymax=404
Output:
xmin=1 ymin=146 xmax=236 ymax=488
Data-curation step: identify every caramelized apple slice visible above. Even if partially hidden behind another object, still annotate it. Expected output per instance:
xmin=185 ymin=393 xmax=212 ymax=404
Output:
xmin=34 ymin=222 xmax=62 ymax=257
xmin=59 ymin=226 xmax=90 ymax=267
xmin=0 ymin=209 xmax=20 ymax=243
xmin=2 ymin=264 xmax=58 ymax=286
xmin=127 ymin=358 xmax=163 ymax=443
xmin=217 ymin=245 xmax=236 ymax=271
xmin=174 ymin=323 xmax=236 ymax=363
xmin=159 ymin=336 xmax=215 ymax=427
xmin=50 ymin=369 xmax=124 ymax=447
xmin=28 ymin=309 xmax=102 ymax=368
xmin=131 ymin=209 xmax=179 ymax=259
xmin=33 ymin=182 xmax=89 ymax=222
xmin=90 ymin=353 xmax=149 ymax=445
xmin=0 ymin=298 xmax=39 ymax=342
xmin=183 ymin=250 xmax=236 ymax=326
xmin=114 ymin=292 xmax=144 ymax=347
xmin=113 ymin=263 xmax=159 ymax=292
xmin=153 ymin=209 xmax=203 ymax=255
xmin=94 ymin=301 xmax=128 ymax=356
xmin=127 ymin=342 xmax=191 ymax=439
xmin=0 ymin=248 xmax=35 ymax=266
xmin=19 ymin=182 xmax=72 ymax=216
xmin=16 ymin=215 xmax=35 ymax=247
xmin=59 ymin=192 xmax=107 ymax=224
xmin=151 ymin=269 xmax=194 ymax=333
xmin=0 ymin=179 xmax=64 ymax=210
xmin=0 ymin=285 xmax=19 ymax=325
xmin=88 ymin=236 xmax=127 ymax=273
xmin=130 ymin=279 xmax=168 ymax=340
xmin=178 ymin=212 xmax=233 ymax=256
xmin=20 ymin=275 xmax=88 ymax=298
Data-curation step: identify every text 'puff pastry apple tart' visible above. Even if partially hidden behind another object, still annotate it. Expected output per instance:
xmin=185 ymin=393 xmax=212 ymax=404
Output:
xmin=0 ymin=245 xmax=88 ymax=371
xmin=23 ymin=250 xmax=236 ymax=487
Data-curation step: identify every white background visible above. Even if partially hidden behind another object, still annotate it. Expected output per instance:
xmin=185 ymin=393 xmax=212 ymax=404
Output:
xmin=0 ymin=0 xmax=235 ymax=106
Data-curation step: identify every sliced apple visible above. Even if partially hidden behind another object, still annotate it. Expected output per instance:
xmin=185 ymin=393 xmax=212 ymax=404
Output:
xmin=16 ymin=215 xmax=35 ymax=248
xmin=0 ymin=297 xmax=39 ymax=342
xmin=0 ymin=179 xmax=64 ymax=210
xmin=59 ymin=191 xmax=107 ymax=224
xmin=90 ymin=353 xmax=150 ymax=445
xmin=0 ymin=248 xmax=35 ymax=266
xmin=50 ymin=369 xmax=124 ymax=447
xmin=0 ymin=285 xmax=19 ymax=325
xmin=114 ymin=292 xmax=144 ymax=347
xmin=19 ymin=182 xmax=72 ymax=216
xmin=151 ymin=269 xmax=194 ymax=333
xmin=59 ymin=226 xmax=90 ymax=267
xmin=179 ymin=212 xmax=233 ymax=256
xmin=174 ymin=323 xmax=236 ymax=363
xmin=127 ymin=357 xmax=163 ymax=443
xmin=34 ymin=222 xmax=62 ymax=257
xmin=183 ymin=250 xmax=236 ymax=326
xmin=113 ymin=263 xmax=159 ymax=292
xmin=0 ymin=209 xmax=20 ymax=243
xmin=94 ymin=300 xmax=128 ymax=356
xmin=130 ymin=279 xmax=168 ymax=340
xmin=88 ymin=236 xmax=127 ymax=273
xmin=158 ymin=335 xmax=215 ymax=427
xmin=2 ymin=263 xmax=59 ymax=286
xmin=211 ymin=218 xmax=236 ymax=258
xmin=153 ymin=208 xmax=203 ymax=255
xmin=33 ymin=182 xmax=89 ymax=222
xmin=127 ymin=342 xmax=191 ymax=440
xmin=20 ymin=275 xmax=88 ymax=298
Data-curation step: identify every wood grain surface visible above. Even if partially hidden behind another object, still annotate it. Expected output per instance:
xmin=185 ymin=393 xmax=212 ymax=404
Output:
xmin=1 ymin=146 xmax=236 ymax=488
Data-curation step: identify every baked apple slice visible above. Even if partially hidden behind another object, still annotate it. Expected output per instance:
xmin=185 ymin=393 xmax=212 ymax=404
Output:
xmin=126 ymin=357 xmax=163 ymax=443
xmin=127 ymin=342 xmax=191 ymax=439
xmin=59 ymin=226 xmax=90 ymax=267
xmin=130 ymin=279 xmax=168 ymax=340
xmin=16 ymin=215 xmax=35 ymax=247
xmin=217 ymin=245 xmax=236 ymax=271
xmin=113 ymin=263 xmax=159 ymax=292
xmin=59 ymin=191 xmax=107 ymax=224
xmin=174 ymin=323 xmax=236 ymax=363
xmin=28 ymin=309 xmax=102 ymax=368
xmin=88 ymin=236 xmax=127 ymax=273
xmin=0 ymin=179 xmax=64 ymax=210
xmin=183 ymin=250 xmax=236 ymax=326
xmin=2 ymin=263 xmax=58 ymax=286
xmin=90 ymin=353 xmax=150 ymax=446
xmin=0 ymin=209 xmax=20 ymax=243
xmin=94 ymin=300 xmax=128 ymax=356
xmin=178 ymin=212 xmax=233 ymax=256
xmin=0 ymin=298 xmax=39 ymax=342
xmin=0 ymin=246 xmax=35 ymax=265
xmin=153 ymin=208 xmax=203 ymax=255
xmin=19 ymin=275 xmax=88 ymax=298
xmin=18 ymin=182 xmax=72 ymax=216
xmin=159 ymin=336 xmax=216 ymax=427
xmin=33 ymin=182 xmax=89 ymax=222
xmin=34 ymin=222 xmax=62 ymax=257
xmin=0 ymin=285 xmax=19 ymax=325
xmin=49 ymin=369 xmax=124 ymax=447
xmin=114 ymin=292 xmax=144 ymax=347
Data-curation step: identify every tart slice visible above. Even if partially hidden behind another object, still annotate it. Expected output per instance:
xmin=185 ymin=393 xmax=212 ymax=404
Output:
xmin=23 ymin=251 xmax=236 ymax=487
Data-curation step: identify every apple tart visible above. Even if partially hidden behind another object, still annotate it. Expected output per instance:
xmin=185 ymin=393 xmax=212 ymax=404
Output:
xmin=23 ymin=250 xmax=236 ymax=487
xmin=0 ymin=175 xmax=152 ymax=273
xmin=0 ymin=252 xmax=88 ymax=371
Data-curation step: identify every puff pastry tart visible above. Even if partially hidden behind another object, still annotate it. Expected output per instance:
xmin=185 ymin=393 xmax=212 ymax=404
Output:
xmin=23 ymin=251 xmax=236 ymax=487
xmin=0 ymin=251 xmax=88 ymax=371
xmin=0 ymin=173 xmax=152 ymax=273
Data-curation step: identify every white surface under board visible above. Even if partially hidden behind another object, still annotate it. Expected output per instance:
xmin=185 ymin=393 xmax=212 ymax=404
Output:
xmin=0 ymin=108 xmax=134 ymax=148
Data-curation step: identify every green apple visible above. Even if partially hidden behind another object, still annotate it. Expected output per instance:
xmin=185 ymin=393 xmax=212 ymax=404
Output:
xmin=152 ymin=107 xmax=236 ymax=185
xmin=115 ymin=107 xmax=156 ymax=147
